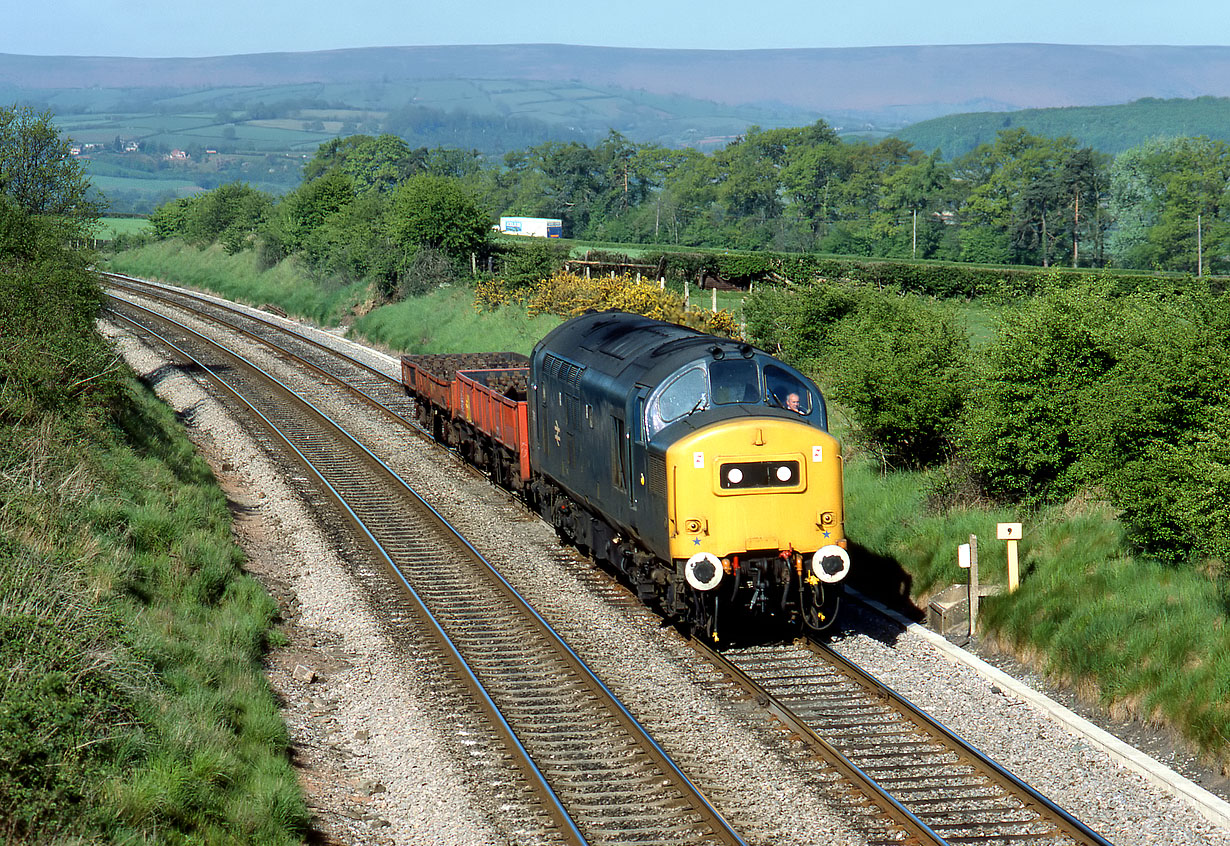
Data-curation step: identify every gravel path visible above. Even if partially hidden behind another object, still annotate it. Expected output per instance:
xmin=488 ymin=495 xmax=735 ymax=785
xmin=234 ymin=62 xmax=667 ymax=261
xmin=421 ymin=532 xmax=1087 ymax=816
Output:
xmin=100 ymin=281 xmax=1230 ymax=846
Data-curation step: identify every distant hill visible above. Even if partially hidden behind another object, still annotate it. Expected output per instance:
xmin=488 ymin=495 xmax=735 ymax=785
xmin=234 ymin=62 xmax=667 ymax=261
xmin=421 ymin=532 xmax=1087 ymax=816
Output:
xmin=7 ymin=43 xmax=1230 ymax=213
xmin=896 ymin=97 xmax=1230 ymax=158
xmin=4 ymin=43 xmax=1230 ymax=134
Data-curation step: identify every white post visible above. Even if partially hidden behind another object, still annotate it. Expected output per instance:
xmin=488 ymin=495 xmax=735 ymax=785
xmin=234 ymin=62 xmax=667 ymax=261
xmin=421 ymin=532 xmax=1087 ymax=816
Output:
xmin=968 ymin=534 xmax=979 ymax=636
xmin=711 ymin=287 xmax=717 ymax=312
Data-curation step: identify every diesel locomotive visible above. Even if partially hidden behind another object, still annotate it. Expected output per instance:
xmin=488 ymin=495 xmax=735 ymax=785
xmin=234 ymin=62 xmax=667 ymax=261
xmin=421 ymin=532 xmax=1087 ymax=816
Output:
xmin=402 ymin=310 xmax=850 ymax=640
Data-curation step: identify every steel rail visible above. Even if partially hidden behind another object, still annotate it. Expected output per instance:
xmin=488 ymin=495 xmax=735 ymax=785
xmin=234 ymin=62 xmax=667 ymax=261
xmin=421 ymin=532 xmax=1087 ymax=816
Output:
xmin=103 ymin=281 xmax=413 ymax=426
xmin=103 ymin=272 xmax=400 ymax=387
xmin=700 ymin=642 xmax=947 ymax=845
xmin=105 ymin=304 xmax=587 ymax=845
xmin=808 ymin=638 xmax=1115 ymax=846
xmin=698 ymin=634 xmax=1116 ymax=846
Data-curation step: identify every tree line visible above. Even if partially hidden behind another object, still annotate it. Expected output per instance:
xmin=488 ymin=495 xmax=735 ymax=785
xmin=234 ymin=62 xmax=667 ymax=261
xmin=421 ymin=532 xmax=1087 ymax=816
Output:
xmin=145 ymin=120 xmax=1230 ymax=279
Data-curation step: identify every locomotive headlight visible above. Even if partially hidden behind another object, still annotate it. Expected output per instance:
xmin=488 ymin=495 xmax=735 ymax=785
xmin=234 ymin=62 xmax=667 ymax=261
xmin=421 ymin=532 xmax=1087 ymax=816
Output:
xmin=726 ymin=467 xmax=744 ymax=485
xmin=811 ymin=545 xmax=851 ymax=584
xmin=775 ymin=465 xmax=793 ymax=483
xmin=685 ymin=552 xmax=724 ymax=591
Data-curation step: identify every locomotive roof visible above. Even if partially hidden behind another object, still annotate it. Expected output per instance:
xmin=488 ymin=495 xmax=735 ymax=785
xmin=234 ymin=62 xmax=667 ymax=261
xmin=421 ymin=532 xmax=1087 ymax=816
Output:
xmin=534 ymin=310 xmax=757 ymax=385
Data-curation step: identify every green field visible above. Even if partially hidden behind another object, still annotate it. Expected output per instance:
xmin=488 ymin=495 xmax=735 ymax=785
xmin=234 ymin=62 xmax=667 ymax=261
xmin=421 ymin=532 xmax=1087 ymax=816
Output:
xmin=98 ymin=217 xmax=151 ymax=237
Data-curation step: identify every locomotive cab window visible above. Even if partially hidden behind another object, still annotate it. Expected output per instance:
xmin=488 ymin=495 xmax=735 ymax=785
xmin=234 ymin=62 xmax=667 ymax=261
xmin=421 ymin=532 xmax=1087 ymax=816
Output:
xmin=765 ymin=365 xmax=812 ymax=415
xmin=649 ymin=366 xmax=707 ymax=435
xmin=709 ymin=359 xmax=760 ymax=405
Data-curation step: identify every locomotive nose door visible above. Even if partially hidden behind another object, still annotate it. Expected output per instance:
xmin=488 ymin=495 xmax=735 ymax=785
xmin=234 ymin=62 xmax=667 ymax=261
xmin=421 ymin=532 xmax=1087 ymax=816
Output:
xmin=629 ymin=390 xmax=648 ymax=512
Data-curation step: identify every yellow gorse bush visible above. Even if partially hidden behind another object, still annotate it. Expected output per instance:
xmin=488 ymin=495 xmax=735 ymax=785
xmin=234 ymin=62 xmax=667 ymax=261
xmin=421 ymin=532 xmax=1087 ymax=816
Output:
xmin=474 ymin=271 xmax=741 ymax=339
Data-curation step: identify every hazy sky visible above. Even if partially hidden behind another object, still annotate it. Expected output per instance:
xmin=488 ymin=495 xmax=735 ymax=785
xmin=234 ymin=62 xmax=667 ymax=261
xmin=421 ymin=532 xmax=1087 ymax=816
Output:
xmin=5 ymin=0 xmax=1228 ymax=57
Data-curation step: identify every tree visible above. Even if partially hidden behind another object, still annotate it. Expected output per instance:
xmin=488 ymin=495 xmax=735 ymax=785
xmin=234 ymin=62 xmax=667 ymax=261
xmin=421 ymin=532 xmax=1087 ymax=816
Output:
xmin=0 ymin=105 xmax=99 ymax=237
xmin=385 ymin=175 xmax=490 ymax=265
xmin=303 ymin=135 xmax=425 ymax=195
xmin=955 ymin=129 xmax=1107 ymax=267
xmin=881 ymin=151 xmax=951 ymax=259
xmin=1107 ymin=136 xmax=1230 ymax=273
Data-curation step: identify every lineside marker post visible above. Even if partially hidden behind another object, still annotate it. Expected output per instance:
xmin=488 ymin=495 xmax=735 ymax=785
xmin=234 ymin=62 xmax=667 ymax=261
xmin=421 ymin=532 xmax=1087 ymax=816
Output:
xmin=958 ymin=536 xmax=979 ymax=636
xmin=998 ymin=522 xmax=1023 ymax=592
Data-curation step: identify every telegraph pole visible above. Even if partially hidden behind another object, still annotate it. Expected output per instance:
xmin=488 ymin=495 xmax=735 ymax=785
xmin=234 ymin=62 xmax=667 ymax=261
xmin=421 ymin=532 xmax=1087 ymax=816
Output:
xmin=1198 ymin=214 xmax=1203 ymax=277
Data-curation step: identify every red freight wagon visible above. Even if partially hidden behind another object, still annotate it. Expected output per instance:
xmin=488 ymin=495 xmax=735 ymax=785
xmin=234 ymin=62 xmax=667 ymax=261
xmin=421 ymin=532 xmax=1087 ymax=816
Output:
xmin=400 ymin=357 xmax=453 ymax=413
xmin=400 ymin=353 xmax=531 ymax=486
xmin=455 ymin=368 xmax=531 ymax=483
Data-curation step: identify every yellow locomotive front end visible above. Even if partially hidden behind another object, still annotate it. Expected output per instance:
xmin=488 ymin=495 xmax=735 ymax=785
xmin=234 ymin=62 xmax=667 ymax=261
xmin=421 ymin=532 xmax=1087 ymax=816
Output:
xmin=664 ymin=416 xmax=850 ymax=633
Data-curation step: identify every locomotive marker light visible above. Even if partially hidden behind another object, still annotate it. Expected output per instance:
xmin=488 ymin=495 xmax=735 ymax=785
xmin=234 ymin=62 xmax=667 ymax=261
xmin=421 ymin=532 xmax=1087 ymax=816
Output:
xmin=685 ymin=552 xmax=724 ymax=590
xmin=811 ymin=545 xmax=851 ymax=584
xmin=997 ymin=522 xmax=1023 ymax=592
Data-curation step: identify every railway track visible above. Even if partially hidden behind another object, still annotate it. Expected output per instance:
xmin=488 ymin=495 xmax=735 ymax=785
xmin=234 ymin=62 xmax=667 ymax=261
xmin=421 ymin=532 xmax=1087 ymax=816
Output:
xmin=102 ymin=275 xmax=1117 ymax=845
xmin=702 ymin=637 xmax=1114 ymax=846
xmin=104 ymin=297 xmax=746 ymax=846
xmin=104 ymin=272 xmax=414 ymax=418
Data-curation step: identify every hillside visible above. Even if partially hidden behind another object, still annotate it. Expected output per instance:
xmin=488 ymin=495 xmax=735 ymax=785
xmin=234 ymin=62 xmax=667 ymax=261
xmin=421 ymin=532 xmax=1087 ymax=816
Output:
xmin=5 ymin=43 xmax=1230 ymax=131
xmin=9 ymin=43 xmax=1230 ymax=212
xmin=896 ymin=96 xmax=1230 ymax=158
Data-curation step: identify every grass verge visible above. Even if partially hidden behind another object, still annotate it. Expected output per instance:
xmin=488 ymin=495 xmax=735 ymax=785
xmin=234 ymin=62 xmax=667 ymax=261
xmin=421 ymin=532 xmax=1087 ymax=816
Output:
xmin=2 ymin=375 xmax=308 ymax=843
xmin=106 ymin=240 xmax=369 ymax=325
xmin=844 ymin=454 xmax=1230 ymax=771
xmin=2 ymin=292 xmax=308 ymax=845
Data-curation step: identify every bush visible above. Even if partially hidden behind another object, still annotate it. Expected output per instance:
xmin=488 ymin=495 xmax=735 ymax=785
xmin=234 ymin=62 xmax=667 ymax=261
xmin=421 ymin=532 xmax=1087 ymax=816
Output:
xmin=745 ymin=280 xmax=968 ymax=467
xmin=742 ymin=281 xmax=859 ymax=370
xmin=398 ymin=246 xmax=462 ymax=298
xmin=497 ymin=238 xmax=569 ymax=288
xmin=958 ymin=282 xmax=1230 ymax=562
xmin=385 ymin=175 xmax=490 ymax=264
xmin=830 ymin=296 xmax=969 ymax=468
xmin=148 ymin=183 xmax=272 ymax=248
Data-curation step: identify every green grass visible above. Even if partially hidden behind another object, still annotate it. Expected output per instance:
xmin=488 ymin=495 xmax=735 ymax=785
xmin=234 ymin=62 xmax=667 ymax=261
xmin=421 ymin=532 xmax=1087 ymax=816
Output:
xmin=98 ymin=217 xmax=150 ymax=238
xmin=1 ymin=376 xmax=308 ymax=842
xmin=843 ymin=452 xmax=1230 ymax=768
xmin=355 ymin=286 xmax=561 ymax=355
xmin=106 ymin=240 xmax=369 ymax=325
